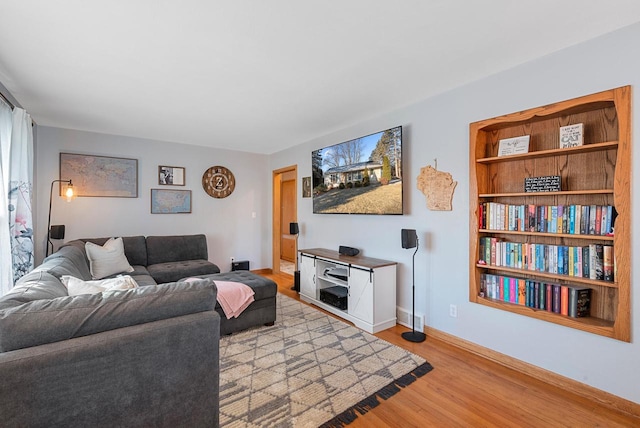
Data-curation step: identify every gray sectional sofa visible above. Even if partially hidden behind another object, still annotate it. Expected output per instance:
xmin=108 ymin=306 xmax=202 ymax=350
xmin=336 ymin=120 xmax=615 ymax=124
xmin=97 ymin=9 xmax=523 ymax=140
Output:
xmin=0 ymin=234 xmax=223 ymax=427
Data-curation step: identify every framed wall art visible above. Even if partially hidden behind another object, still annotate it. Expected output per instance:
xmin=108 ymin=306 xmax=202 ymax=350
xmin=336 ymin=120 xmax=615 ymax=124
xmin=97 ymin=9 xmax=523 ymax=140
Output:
xmin=150 ymin=189 xmax=192 ymax=214
xmin=59 ymin=153 xmax=138 ymax=197
xmin=302 ymin=176 xmax=311 ymax=198
xmin=159 ymin=165 xmax=185 ymax=186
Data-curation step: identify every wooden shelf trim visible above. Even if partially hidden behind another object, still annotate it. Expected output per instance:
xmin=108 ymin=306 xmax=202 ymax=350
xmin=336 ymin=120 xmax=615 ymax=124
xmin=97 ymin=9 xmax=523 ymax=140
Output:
xmin=479 ymin=189 xmax=614 ymax=197
xmin=476 ymin=263 xmax=618 ymax=288
xmin=478 ymin=229 xmax=615 ymax=241
xmin=476 ymin=141 xmax=618 ymax=164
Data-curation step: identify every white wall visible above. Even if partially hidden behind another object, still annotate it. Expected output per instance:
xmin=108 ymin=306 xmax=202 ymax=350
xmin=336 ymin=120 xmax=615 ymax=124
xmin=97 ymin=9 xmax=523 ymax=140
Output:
xmin=269 ymin=23 xmax=640 ymax=403
xmin=36 ymin=127 xmax=272 ymax=271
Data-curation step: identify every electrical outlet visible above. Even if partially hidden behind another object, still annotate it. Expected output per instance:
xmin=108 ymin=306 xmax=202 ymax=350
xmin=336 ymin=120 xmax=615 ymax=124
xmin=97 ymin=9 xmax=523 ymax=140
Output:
xmin=449 ymin=304 xmax=458 ymax=318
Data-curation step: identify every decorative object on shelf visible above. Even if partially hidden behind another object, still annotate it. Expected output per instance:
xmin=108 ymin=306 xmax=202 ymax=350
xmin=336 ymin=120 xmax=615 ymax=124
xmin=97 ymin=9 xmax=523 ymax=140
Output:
xmin=497 ymin=135 xmax=530 ymax=156
xmin=302 ymin=176 xmax=311 ymax=198
xmin=150 ymin=189 xmax=192 ymax=214
xmin=202 ymin=165 xmax=235 ymax=198
xmin=400 ymin=228 xmax=425 ymax=343
xmin=560 ymin=123 xmax=584 ymax=148
xmin=290 ymin=222 xmax=300 ymax=292
xmin=416 ymin=160 xmax=457 ymax=211
xmin=158 ymin=165 xmax=185 ymax=186
xmin=46 ymin=179 xmax=75 ymax=256
xmin=524 ymin=175 xmax=561 ymax=193
xmin=59 ymin=153 xmax=138 ymax=197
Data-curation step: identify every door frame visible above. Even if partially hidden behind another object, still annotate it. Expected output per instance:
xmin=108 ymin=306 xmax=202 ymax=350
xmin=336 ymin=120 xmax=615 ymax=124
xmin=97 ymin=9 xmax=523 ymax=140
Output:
xmin=272 ymin=165 xmax=297 ymax=273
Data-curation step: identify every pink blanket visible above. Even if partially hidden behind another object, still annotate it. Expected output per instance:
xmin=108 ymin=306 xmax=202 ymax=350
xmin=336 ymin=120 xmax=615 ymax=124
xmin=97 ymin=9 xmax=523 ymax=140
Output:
xmin=213 ymin=280 xmax=255 ymax=319
xmin=184 ymin=278 xmax=255 ymax=319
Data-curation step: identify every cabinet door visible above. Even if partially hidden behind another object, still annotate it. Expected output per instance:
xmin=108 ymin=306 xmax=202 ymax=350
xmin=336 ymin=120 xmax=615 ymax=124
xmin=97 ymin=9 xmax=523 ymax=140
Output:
xmin=348 ymin=268 xmax=373 ymax=323
xmin=299 ymin=254 xmax=316 ymax=299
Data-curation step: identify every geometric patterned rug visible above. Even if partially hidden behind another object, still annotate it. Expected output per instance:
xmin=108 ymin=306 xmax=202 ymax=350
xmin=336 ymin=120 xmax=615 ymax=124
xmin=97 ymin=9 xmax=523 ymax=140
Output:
xmin=219 ymin=293 xmax=433 ymax=427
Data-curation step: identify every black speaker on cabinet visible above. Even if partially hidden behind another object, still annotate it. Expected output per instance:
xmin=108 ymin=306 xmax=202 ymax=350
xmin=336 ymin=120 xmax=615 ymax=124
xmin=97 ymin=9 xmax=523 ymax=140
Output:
xmin=401 ymin=228 xmax=417 ymax=249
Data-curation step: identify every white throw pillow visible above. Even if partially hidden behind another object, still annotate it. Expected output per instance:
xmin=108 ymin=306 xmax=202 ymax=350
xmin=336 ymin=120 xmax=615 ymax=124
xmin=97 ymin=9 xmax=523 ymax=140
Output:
xmin=61 ymin=275 xmax=138 ymax=296
xmin=85 ymin=237 xmax=134 ymax=279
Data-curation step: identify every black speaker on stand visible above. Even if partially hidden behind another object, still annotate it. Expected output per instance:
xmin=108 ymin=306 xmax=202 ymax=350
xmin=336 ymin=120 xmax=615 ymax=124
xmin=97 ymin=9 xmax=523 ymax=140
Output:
xmin=290 ymin=222 xmax=300 ymax=292
xmin=401 ymin=229 xmax=426 ymax=343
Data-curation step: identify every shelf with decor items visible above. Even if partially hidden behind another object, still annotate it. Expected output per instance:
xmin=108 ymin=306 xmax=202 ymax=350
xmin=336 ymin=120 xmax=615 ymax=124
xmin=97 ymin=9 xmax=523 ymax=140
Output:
xmin=469 ymin=86 xmax=631 ymax=342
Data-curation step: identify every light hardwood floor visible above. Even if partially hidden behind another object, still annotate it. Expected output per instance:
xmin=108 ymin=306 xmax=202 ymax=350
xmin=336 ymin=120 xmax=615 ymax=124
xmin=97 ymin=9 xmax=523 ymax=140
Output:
xmin=260 ymin=271 xmax=640 ymax=427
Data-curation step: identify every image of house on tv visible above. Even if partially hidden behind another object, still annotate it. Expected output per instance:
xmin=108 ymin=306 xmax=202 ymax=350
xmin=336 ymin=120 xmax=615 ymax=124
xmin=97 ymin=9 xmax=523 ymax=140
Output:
xmin=312 ymin=126 xmax=403 ymax=215
xmin=322 ymin=160 xmax=383 ymax=189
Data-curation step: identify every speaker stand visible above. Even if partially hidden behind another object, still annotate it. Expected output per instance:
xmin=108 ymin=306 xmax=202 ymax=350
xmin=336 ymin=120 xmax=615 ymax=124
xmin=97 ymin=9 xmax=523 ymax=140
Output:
xmin=403 ymin=238 xmax=426 ymax=343
xmin=402 ymin=330 xmax=426 ymax=342
xmin=291 ymin=270 xmax=300 ymax=292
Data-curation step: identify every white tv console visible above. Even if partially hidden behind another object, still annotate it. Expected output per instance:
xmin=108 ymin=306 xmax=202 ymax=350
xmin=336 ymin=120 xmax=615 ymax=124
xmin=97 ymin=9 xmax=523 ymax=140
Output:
xmin=298 ymin=248 xmax=397 ymax=334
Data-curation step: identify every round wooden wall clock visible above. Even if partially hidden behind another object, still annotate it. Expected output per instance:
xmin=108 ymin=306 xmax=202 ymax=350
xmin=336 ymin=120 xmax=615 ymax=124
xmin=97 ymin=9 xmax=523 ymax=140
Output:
xmin=202 ymin=165 xmax=235 ymax=198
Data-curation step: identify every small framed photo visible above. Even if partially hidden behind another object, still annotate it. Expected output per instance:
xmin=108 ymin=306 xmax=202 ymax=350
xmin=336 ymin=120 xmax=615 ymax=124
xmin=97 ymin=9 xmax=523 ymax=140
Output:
xmin=302 ymin=176 xmax=311 ymax=198
xmin=498 ymin=135 xmax=530 ymax=157
xmin=158 ymin=165 xmax=185 ymax=186
xmin=151 ymin=189 xmax=192 ymax=214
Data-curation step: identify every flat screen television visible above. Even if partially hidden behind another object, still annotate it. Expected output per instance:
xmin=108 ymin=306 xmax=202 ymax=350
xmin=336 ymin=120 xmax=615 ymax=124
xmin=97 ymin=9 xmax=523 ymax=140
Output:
xmin=312 ymin=126 xmax=403 ymax=215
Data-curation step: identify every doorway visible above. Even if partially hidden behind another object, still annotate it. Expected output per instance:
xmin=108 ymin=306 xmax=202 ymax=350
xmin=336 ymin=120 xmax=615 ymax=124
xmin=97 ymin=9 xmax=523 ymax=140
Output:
xmin=272 ymin=165 xmax=297 ymax=274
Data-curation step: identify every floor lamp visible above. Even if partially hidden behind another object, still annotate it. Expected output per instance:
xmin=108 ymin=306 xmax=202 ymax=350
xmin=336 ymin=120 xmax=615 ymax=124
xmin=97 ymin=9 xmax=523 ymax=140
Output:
xmin=401 ymin=229 xmax=426 ymax=342
xmin=290 ymin=222 xmax=300 ymax=292
xmin=46 ymin=179 xmax=74 ymax=257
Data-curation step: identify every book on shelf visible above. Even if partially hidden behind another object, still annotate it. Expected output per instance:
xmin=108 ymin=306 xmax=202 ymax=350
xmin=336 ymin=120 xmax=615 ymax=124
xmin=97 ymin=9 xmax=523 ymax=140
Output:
xmin=481 ymin=203 xmax=614 ymax=236
xmin=481 ymin=274 xmax=592 ymax=318
xmin=559 ymin=123 xmax=584 ymax=148
xmin=478 ymin=238 xmax=615 ymax=283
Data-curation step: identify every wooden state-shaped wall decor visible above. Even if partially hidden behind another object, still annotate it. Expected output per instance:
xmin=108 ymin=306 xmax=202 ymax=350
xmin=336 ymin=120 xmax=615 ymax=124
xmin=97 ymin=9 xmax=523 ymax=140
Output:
xmin=416 ymin=161 xmax=457 ymax=211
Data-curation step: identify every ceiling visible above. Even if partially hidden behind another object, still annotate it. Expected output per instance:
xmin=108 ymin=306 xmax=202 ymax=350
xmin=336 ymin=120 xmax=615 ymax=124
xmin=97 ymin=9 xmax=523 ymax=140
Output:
xmin=2 ymin=1 xmax=640 ymax=154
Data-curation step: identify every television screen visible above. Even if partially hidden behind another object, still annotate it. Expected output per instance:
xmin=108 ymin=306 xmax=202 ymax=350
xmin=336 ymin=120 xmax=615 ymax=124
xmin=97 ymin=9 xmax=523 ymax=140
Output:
xmin=312 ymin=126 xmax=403 ymax=215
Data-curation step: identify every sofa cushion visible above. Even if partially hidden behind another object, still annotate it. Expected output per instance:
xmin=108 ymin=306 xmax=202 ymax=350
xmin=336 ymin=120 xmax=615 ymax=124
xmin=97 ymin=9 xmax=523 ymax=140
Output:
xmin=85 ymin=238 xmax=135 ymax=279
xmin=0 ymin=278 xmax=216 ymax=352
xmin=147 ymin=260 xmax=220 ymax=284
xmin=65 ymin=236 xmax=148 ymax=267
xmin=0 ymin=271 xmax=68 ymax=310
xmin=146 ymin=234 xmax=209 ymax=265
xmin=37 ymin=245 xmax=93 ymax=281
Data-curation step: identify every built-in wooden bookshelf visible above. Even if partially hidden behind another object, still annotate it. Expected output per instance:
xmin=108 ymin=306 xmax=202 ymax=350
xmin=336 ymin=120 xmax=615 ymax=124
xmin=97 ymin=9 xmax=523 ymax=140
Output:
xmin=469 ymin=86 xmax=631 ymax=342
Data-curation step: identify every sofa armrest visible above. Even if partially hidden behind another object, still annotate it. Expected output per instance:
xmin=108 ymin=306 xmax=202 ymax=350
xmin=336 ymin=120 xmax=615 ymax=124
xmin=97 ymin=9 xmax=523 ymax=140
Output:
xmin=0 ymin=278 xmax=216 ymax=352
xmin=0 ymin=311 xmax=220 ymax=428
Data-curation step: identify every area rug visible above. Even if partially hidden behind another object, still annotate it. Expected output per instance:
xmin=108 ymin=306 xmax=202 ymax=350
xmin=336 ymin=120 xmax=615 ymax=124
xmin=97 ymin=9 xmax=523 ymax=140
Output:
xmin=219 ymin=294 xmax=433 ymax=427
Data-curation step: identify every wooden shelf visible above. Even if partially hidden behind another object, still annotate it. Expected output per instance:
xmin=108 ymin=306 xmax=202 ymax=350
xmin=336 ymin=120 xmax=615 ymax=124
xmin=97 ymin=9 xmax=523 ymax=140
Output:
xmin=476 ymin=298 xmax=616 ymax=338
xmin=469 ymin=86 xmax=631 ymax=342
xmin=479 ymin=189 xmax=614 ymax=198
xmin=476 ymin=141 xmax=618 ymax=164
xmin=475 ymin=264 xmax=618 ymax=288
xmin=478 ymin=229 xmax=615 ymax=241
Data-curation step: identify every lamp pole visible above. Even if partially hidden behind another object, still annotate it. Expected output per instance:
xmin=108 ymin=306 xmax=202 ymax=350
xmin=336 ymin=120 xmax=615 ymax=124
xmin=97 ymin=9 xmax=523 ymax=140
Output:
xmin=46 ymin=179 xmax=72 ymax=257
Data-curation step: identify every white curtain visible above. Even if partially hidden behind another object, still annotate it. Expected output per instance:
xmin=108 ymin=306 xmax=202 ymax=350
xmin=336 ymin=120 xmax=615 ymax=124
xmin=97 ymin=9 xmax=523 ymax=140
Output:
xmin=0 ymin=101 xmax=34 ymax=296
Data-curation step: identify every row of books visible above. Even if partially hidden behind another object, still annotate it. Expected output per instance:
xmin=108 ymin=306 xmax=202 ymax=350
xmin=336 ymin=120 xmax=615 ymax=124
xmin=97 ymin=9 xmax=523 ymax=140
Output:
xmin=480 ymin=274 xmax=591 ymax=317
xmin=478 ymin=203 xmax=616 ymax=236
xmin=478 ymin=238 xmax=614 ymax=282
